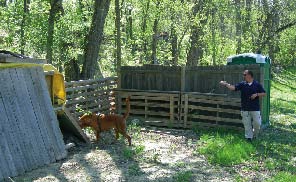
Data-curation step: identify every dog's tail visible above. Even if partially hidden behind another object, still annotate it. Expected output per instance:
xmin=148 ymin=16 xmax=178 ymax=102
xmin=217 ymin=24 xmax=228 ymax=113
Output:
xmin=123 ymin=96 xmax=131 ymax=120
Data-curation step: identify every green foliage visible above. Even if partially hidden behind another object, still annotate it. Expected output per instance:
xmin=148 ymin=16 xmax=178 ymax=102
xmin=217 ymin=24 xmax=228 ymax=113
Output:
xmin=122 ymin=144 xmax=145 ymax=160
xmin=268 ymin=172 xmax=296 ymax=182
xmin=197 ymin=132 xmax=255 ymax=166
xmin=173 ymin=171 xmax=193 ymax=182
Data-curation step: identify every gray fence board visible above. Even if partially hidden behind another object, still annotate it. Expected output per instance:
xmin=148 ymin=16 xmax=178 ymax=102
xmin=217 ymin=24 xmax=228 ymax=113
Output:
xmin=120 ymin=64 xmax=262 ymax=97
xmin=0 ymin=97 xmax=19 ymax=179
xmin=33 ymin=67 xmax=67 ymax=160
xmin=27 ymin=68 xmax=56 ymax=163
xmin=0 ymin=69 xmax=27 ymax=174
xmin=13 ymin=68 xmax=44 ymax=168
xmin=21 ymin=68 xmax=52 ymax=165
xmin=9 ymin=69 xmax=37 ymax=169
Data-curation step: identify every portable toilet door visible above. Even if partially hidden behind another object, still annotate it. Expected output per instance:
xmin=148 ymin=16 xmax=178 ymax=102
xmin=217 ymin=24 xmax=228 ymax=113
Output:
xmin=226 ymin=53 xmax=271 ymax=127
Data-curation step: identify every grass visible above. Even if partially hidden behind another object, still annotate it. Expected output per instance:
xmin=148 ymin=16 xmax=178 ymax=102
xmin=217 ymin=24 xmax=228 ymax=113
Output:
xmin=173 ymin=171 xmax=193 ymax=182
xmin=197 ymin=132 xmax=255 ymax=166
xmin=195 ymin=67 xmax=296 ymax=180
xmin=268 ymin=172 xmax=296 ymax=182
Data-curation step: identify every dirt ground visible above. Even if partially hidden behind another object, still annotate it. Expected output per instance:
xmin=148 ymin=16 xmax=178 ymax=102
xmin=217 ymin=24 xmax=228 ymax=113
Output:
xmin=12 ymin=122 xmax=235 ymax=182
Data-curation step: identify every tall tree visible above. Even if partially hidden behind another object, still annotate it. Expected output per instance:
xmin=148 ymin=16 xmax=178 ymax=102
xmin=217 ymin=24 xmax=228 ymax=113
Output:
xmin=46 ymin=0 xmax=63 ymax=64
xmin=81 ymin=0 xmax=111 ymax=79
xmin=234 ymin=0 xmax=242 ymax=54
xmin=186 ymin=0 xmax=207 ymax=66
xmin=115 ymin=0 xmax=121 ymax=76
xmin=141 ymin=0 xmax=150 ymax=63
xmin=20 ymin=0 xmax=30 ymax=55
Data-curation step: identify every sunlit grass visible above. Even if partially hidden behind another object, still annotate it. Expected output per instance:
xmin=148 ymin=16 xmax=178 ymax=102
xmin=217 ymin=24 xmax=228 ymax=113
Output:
xmin=268 ymin=171 xmax=296 ymax=182
xmin=197 ymin=132 xmax=255 ymax=166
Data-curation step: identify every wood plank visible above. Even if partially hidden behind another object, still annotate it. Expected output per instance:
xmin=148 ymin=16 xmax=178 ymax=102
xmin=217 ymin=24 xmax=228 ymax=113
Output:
xmin=58 ymin=108 xmax=90 ymax=144
xmin=23 ymin=68 xmax=54 ymax=164
xmin=170 ymin=95 xmax=174 ymax=122
xmin=12 ymin=68 xmax=42 ymax=169
xmin=29 ymin=67 xmax=60 ymax=161
xmin=121 ymin=101 xmax=178 ymax=109
xmin=184 ymin=94 xmax=189 ymax=128
xmin=66 ymin=89 xmax=107 ymax=99
xmin=66 ymin=83 xmax=109 ymax=92
xmin=187 ymin=105 xmax=241 ymax=114
xmin=8 ymin=68 xmax=36 ymax=170
xmin=65 ymin=77 xmax=117 ymax=87
xmin=18 ymin=68 xmax=52 ymax=167
xmin=0 ymin=96 xmax=17 ymax=177
xmin=184 ymin=98 xmax=241 ymax=107
xmin=33 ymin=67 xmax=67 ymax=160
xmin=188 ymin=114 xmax=242 ymax=123
xmin=0 ymin=69 xmax=27 ymax=174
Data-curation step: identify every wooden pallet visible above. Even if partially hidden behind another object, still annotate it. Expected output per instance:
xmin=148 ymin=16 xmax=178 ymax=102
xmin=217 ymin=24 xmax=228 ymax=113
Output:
xmin=115 ymin=89 xmax=181 ymax=127
xmin=181 ymin=93 xmax=243 ymax=129
xmin=65 ymin=77 xmax=117 ymax=119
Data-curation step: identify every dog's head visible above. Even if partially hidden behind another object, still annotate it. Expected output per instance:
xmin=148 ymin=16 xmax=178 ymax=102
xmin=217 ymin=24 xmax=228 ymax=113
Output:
xmin=78 ymin=113 xmax=98 ymax=128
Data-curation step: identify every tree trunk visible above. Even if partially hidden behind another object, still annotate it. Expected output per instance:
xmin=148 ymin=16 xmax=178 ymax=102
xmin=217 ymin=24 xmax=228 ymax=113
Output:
xmin=81 ymin=0 xmax=111 ymax=79
xmin=46 ymin=0 xmax=63 ymax=64
xmin=151 ymin=18 xmax=158 ymax=64
xmin=171 ymin=25 xmax=178 ymax=65
xmin=20 ymin=0 xmax=29 ymax=55
xmin=186 ymin=0 xmax=206 ymax=66
xmin=211 ymin=6 xmax=217 ymax=65
xmin=235 ymin=0 xmax=242 ymax=54
xmin=115 ymin=0 xmax=121 ymax=76
xmin=141 ymin=0 xmax=150 ymax=63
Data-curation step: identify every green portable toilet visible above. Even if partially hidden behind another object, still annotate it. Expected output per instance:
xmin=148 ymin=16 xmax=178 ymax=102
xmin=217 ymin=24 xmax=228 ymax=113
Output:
xmin=226 ymin=53 xmax=271 ymax=127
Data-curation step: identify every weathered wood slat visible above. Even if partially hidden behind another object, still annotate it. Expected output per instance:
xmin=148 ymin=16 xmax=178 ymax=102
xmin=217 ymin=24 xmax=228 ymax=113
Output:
xmin=182 ymin=98 xmax=241 ymax=107
xmin=187 ymin=105 xmax=241 ymax=114
xmin=121 ymin=101 xmax=179 ymax=109
xmin=65 ymin=77 xmax=117 ymax=87
xmin=0 ymin=98 xmax=17 ymax=177
xmin=33 ymin=67 xmax=67 ymax=160
xmin=27 ymin=68 xmax=56 ymax=163
xmin=21 ymin=68 xmax=52 ymax=165
xmin=66 ymin=89 xmax=108 ymax=99
xmin=188 ymin=114 xmax=242 ymax=123
xmin=66 ymin=95 xmax=109 ymax=106
xmin=0 ymin=70 xmax=28 ymax=173
xmin=65 ymin=83 xmax=109 ymax=92
xmin=11 ymin=68 xmax=40 ymax=168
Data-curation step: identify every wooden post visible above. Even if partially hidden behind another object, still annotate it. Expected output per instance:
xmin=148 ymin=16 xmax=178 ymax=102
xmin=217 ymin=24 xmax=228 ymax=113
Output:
xmin=145 ymin=97 xmax=148 ymax=119
xmin=117 ymin=93 xmax=122 ymax=115
xmin=170 ymin=95 xmax=174 ymax=123
xmin=216 ymin=104 xmax=219 ymax=125
xmin=184 ymin=94 xmax=188 ymax=128
xmin=180 ymin=66 xmax=186 ymax=92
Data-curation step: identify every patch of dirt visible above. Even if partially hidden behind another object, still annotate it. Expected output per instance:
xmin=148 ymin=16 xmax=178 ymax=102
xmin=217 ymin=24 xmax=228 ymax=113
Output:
xmin=12 ymin=127 xmax=234 ymax=182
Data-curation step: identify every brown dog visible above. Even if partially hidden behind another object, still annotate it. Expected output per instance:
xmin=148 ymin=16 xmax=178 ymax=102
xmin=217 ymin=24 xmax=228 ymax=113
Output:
xmin=78 ymin=96 xmax=132 ymax=146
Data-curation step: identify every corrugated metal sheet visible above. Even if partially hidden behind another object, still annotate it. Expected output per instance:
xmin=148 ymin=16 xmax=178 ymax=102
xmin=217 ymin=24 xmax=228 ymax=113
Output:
xmin=0 ymin=66 xmax=67 ymax=180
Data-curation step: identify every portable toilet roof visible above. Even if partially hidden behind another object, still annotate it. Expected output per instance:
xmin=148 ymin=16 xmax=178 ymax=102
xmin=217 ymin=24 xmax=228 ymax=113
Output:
xmin=227 ymin=53 xmax=271 ymax=65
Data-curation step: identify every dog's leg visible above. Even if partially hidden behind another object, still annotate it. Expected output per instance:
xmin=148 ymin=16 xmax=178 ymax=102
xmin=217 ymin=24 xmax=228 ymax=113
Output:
xmin=114 ymin=129 xmax=119 ymax=140
xmin=95 ymin=131 xmax=101 ymax=142
xmin=119 ymin=131 xmax=132 ymax=146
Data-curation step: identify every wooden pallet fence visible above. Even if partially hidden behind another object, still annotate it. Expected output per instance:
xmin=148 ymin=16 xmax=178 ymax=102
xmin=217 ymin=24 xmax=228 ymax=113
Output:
xmin=181 ymin=93 xmax=243 ymax=129
xmin=65 ymin=77 xmax=117 ymax=119
xmin=115 ymin=89 xmax=181 ymax=127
